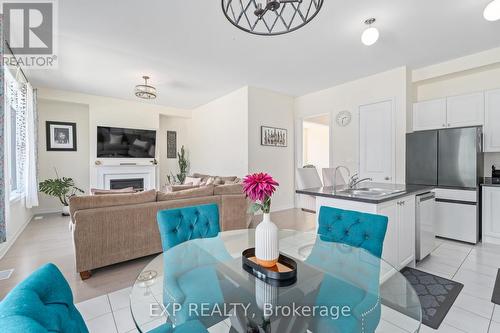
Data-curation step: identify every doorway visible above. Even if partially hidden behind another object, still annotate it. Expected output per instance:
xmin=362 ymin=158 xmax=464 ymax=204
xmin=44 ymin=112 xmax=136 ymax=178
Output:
xmin=302 ymin=114 xmax=330 ymax=170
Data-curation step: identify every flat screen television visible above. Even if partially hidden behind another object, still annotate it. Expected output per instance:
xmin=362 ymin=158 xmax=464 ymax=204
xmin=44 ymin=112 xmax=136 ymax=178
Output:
xmin=97 ymin=126 xmax=156 ymax=158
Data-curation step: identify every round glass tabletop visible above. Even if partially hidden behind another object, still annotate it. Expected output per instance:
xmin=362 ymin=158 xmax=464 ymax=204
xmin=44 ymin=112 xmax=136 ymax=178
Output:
xmin=130 ymin=229 xmax=422 ymax=333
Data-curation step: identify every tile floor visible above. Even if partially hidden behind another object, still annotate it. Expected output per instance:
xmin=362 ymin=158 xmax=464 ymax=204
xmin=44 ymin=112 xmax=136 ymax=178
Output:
xmin=75 ymin=236 xmax=500 ymax=333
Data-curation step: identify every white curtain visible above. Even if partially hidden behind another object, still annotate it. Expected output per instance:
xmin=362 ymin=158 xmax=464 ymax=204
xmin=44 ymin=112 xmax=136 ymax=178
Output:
xmin=5 ymin=69 xmax=39 ymax=208
xmin=25 ymin=83 xmax=39 ymax=208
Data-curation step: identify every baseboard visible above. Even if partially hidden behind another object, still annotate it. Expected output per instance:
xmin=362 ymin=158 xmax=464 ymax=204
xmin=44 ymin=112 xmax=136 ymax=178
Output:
xmin=0 ymin=214 xmax=33 ymax=260
xmin=33 ymin=207 xmax=62 ymax=215
xmin=270 ymin=203 xmax=296 ymax=213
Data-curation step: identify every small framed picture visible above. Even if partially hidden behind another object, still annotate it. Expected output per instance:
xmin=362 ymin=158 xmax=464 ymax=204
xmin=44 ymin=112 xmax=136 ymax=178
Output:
xmin=167 ymin=131 xmax=177 ymax=159
xmin=261 ymin=126 xmax=288 ymax=147
xmin=46 ymin=121 xmax=77 ymax=151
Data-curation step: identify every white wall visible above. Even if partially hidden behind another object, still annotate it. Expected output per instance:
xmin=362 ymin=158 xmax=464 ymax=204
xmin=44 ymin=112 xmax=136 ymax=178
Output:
xmin=37 ymin=99 xmax=90 ymax=213
xmin=189 ymin=87 xmax=249 ymax=177
xmin=248 ymin=87 xmax=295 ymax=211
xmin=414 ymin=63 xmax=500 ymax=175
xmin=294 ymin=67 xmax=408 ymax=184
xmin=302 ymin=121 xmax=329 ymax=171
xmin=37 ymin=88 xmax=191 ymax=188
xmin=0 ymin=199 xmax=33 ymax=259
xmin=159 ymin=115 xmax=190 ymax=189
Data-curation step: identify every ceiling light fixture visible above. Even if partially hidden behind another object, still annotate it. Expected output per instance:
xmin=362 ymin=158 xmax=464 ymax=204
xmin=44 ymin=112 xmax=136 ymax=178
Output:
xmin=221 ymin=0 xmax=324 ymax=36
xmin=361 ymin=18 xmax=379 ymax=46
xmin=484 ymin=0 xmax=500 ymax=21
xmin=134 ymin=76 xmax=157 ymax=100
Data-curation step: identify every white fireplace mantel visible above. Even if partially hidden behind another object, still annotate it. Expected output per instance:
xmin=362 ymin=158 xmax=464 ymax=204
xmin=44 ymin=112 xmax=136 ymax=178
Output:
xmin=93 ymin=164 xmax=158 ymax=190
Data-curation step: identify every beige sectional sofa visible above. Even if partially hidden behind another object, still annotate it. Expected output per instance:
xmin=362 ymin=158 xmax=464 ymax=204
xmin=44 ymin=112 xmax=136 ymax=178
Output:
xmin=69 ymin=182 xmax=250 ymax=279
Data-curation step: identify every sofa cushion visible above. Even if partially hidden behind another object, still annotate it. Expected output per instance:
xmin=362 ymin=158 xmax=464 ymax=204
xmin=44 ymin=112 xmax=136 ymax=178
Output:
xmin=163 ymin=184 xmax=199 ymax=193
xmin=213 ymin=183 xmax=243 ymax=195
xmin=69 ymin=190 xmax=157 ymax=218
xmin=157 ymin=186 xmax=215 ymax=202
xmin=184 ymin=176 xmax=202 ymax=186
xmin=91 ymin=187 xmax=135 ymax=195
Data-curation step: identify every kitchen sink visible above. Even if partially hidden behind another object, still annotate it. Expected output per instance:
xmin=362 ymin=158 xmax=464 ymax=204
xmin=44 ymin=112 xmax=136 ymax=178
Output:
xmin=336 ymin=187 xmax=406 ymax=198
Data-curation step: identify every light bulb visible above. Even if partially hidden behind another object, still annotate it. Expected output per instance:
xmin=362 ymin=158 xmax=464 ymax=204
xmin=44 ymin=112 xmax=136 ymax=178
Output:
xmin=484 ymin=0 xmax=500 ymax=21
xmin=361 ymin=27 xmax=379 ymax=46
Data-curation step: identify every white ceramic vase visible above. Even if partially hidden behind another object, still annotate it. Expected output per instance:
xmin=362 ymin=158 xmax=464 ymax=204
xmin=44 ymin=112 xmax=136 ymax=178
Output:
xmin=255 ymin=213 xmax=279 ymax=267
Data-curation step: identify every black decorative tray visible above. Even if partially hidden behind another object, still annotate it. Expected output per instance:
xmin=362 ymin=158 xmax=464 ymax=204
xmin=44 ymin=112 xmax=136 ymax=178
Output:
xmin=242 ymin=248 xmax=297 ymax=287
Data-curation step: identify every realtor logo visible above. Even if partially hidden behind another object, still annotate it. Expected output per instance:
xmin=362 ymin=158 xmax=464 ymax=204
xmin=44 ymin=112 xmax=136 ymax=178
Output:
xmin=2 ymin=0 xmax=58 ymax=68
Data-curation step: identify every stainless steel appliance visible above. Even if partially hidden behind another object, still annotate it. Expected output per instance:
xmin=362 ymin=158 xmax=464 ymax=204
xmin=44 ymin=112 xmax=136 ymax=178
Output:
xmin=416 ymin=192 xmax=436 ymax=261
xmin=406 ymin=126 xmax=483 ymax=244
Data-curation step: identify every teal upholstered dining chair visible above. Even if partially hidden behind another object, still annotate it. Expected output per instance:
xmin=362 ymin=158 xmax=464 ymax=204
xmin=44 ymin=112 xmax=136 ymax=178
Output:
xmin=305 ymin=206 xmax=388 ymax=333
xmin=0 ymin=263 xmax=88 ymax=333
xmin=317 ymin=205 xmax=388 ymax=258
xmin=157 ymin=203 xmax=221 ymax=251
xmin=157 ymin=204 xmax=231 ymax=330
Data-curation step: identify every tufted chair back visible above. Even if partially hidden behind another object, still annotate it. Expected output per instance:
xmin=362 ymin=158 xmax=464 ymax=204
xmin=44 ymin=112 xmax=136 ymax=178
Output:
xmin=157 ymin=204 xmax=221 ymax=251
xmin=0 ymin=263 xmax=88 ymax=333
xmin=318 ymin=206 xmax=388 ymax=258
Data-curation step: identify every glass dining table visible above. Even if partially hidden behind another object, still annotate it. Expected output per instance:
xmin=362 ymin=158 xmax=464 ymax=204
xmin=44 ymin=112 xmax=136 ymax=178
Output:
xmin=130 ymin=230 xmax=422 ymax=333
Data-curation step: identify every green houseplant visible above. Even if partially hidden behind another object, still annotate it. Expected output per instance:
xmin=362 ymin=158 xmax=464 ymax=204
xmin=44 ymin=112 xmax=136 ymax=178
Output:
xmin=176 ymin=145 xmax=189 ymax=184
xmin=39 ymin=169 xmax=84 ymax=216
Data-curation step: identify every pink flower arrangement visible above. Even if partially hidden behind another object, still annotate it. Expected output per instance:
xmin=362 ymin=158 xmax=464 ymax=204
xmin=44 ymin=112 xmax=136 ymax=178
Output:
xmin=243 ymin=173 xmax=279 ymax=214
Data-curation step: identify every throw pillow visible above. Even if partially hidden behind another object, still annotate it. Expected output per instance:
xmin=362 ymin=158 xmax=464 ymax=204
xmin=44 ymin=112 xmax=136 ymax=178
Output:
xmin=91 ymin=187 xmax=135 ymax=195
xmin=132 ymin=139 xmax=150 ymax=150
xmin=164 ymin=183 xmax=198 ymax=193
xmin=184 ymin=176 xmax=202 ymax=186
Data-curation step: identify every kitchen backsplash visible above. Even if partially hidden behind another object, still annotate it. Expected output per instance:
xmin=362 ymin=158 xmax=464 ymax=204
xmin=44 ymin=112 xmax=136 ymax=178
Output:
xmin=484 ymin=153 xmax=500 ymax=177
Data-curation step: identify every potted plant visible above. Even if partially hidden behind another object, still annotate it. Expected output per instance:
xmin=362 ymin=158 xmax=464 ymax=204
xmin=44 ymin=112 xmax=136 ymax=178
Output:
xmin=177 ymin=145 xmax=189 ymax=184
xmin=39 ymin=169 xmax=84 ymax=216
xmin=243 ymin=173 xmax=280 ymax=267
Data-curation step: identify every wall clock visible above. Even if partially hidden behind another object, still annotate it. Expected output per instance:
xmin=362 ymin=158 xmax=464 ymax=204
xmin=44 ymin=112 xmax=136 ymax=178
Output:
xmin=336 ymin=111 xmax=352 ymax=127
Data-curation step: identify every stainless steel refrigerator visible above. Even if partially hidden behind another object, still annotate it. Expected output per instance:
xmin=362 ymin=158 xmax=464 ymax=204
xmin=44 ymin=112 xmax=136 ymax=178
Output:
xmin=406 ymin=126 xmax=483 ymax=244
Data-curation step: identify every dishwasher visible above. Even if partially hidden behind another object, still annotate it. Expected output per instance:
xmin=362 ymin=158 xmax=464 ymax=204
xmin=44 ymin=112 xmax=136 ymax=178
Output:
xmin=416 ymin=192 xmax=436 ymax=261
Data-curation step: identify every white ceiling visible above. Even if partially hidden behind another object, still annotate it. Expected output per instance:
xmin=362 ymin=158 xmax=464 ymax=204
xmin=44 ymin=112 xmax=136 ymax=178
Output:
xmin=25 ymin=0 xmax=500 ymax=109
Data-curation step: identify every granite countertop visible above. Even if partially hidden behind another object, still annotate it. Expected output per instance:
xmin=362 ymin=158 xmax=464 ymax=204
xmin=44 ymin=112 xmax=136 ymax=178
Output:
xmin=481 ymin=177 xmax=500 ymax=187
xmin=296 ymin=183 xmax=434 ymax=204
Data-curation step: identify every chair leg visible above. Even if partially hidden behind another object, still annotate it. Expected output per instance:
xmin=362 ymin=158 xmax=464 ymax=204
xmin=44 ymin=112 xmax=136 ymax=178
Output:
xmin=79 ymin=271 xmax=92 ymax=280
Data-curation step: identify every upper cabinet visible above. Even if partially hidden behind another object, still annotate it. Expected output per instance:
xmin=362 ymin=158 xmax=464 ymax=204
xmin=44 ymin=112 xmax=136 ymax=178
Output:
xmin=446 ymin=92 xmax=484 ymax=128
xmin=485 ymin=89 xmax=500 ymax=153
xmin=413 ymin=98 xmax=447 ymax=131
xmin=413 ymin=92 xmax=485 ymax=132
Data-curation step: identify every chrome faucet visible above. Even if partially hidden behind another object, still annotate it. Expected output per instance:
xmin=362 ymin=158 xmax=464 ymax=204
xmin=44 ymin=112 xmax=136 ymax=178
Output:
xmin=333 ymin=166 xmax=350 ymax=193
xmin=348 ymin=173 xmax=373 ymax=189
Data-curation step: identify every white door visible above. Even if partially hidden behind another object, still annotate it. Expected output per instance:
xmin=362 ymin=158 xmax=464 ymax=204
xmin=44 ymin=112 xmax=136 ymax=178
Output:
xmin=359 ymin=100 xmax=394 ymax=183
xmin=413 ymin=99 xmax=447 ymax=131
xmin=398 ymin=196 xmax=416 ymax=267
xmin=482 ymin=187 xmax=500 ymax=243
xmin=379 ymin=202 xmax=398 ymax=268
xmin=485 ymin=89 xmax=500 ymax=152
xmin=446 ymin=92 xmax=484 ymax=128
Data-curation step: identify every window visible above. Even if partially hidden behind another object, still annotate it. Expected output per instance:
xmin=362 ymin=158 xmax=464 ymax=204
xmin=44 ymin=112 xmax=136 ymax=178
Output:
xmin=5 ymin=68 xmax=26 ymax=200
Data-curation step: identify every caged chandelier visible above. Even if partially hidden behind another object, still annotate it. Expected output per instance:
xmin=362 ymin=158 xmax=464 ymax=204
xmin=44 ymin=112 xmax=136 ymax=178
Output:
xmin=222 ymin=0 xmax=324 ymax=36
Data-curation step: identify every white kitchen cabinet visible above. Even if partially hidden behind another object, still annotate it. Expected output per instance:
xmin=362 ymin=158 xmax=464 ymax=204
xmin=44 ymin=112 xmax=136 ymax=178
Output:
xmin=413 ymin=98 xmax=447 ymax=131
xmin=485 ymin=89 xmax=500 ymax=152
xmin=482 ymin=186 xmax=500 ymax=244
xmin=379 ymin=203 xmax=398 ymax=268
xmin=359 ymin=100 xmax=394 ymax=183
xmin=446 ymin=92 xmax=484 ymax=128
xmin=397 ymin=196 xmax=416 ymax=268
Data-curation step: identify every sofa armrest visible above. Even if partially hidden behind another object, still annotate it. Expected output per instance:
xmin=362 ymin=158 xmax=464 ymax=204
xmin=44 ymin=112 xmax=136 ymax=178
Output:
xmin=219 ymin=194 xmax=251 ymax=231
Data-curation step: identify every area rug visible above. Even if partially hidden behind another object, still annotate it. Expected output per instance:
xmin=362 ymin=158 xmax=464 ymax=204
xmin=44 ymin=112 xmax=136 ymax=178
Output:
xmin=382 ymin=267 xmax=463 ymax=330
xmin=491 ymin=269 xmax=500 ymax=305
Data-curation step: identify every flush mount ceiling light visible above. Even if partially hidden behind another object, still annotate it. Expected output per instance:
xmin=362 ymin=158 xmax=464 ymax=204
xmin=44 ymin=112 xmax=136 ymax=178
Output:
xmin=484 ymin=0 xmax=500 ymax=21
xmin=221 ymin=0 xmax=324 ymax=36
xmin=361 ymin=18 xmax=380 ymax=46
xmin=134 ymin=76 xmax=157 ymax=100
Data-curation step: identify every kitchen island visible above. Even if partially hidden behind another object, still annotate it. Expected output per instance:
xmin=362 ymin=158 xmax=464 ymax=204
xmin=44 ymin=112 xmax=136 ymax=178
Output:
xmin=296 ymin=183 xmax=432 ymax=271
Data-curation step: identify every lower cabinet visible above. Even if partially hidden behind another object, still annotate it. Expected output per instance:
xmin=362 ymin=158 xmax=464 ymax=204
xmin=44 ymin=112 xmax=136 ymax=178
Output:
xmin=482 ymin=186 xmax=500 ymax=244
xmin=379 ymin=196 xmax=416 ymax=270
